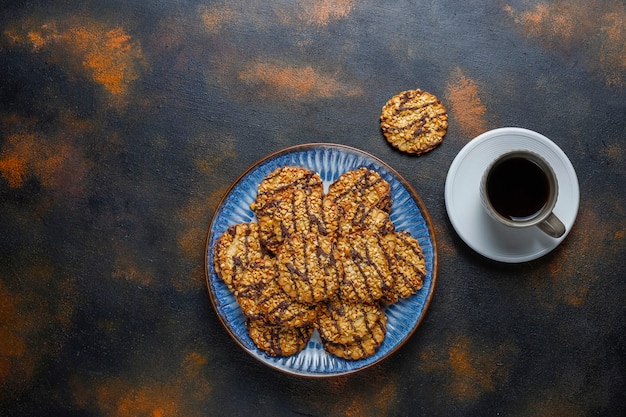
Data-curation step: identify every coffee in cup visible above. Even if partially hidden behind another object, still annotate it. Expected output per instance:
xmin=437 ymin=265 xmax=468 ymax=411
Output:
xmin=480 ymin=150 xmax=565 ymax=238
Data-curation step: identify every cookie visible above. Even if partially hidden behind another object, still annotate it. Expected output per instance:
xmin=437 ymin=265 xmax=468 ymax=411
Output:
xmin=337 ymin=205 xmax=395 ymax=237
xmin=382 ymin=231 xmax=426 ymax=304
xmin=316 ymin=296 xmax=386 ymax=346
xmin=336 ymin=232 xmax=394 ymax=304
xmin=232 ymin=258 xmax=317 ymax=327
xmin=247 ymin=319 xmax=313 ymax=357
xmin=259 ymin=280 xmax=318 ymax=328
xmin=251 ymin=166 xmax=326 ymax=253
xmin=213 ymin=222 xmax=268 ymax=291
xmin=380 ymin=89 xmax=448 ymax=155
xmin=276 ymin=233 xmax=341 ymax=304
xmin=231 ymin=258 xmax=278 ymax=321
xmin=321 ymin=322 xmax=386 ymax=360
xmin=324 ymin=168 xmax=392 ymax=237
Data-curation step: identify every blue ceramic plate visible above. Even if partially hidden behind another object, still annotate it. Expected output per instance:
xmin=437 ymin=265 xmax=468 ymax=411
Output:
xmin=205 ymin=143 xmax=437 ymax=377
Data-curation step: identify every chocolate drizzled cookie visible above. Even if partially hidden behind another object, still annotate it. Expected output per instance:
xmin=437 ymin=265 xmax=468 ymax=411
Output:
xmin=316 ymin=296 xmax=386 ymax=346
xmin=232 ymin=258 xmax=317 ymax=328
xmin=336 ymin=231 xmax=394 ymax=305
xmin=380 ymin=89 xmax=448 ymax=155
xmin=251 ymin=166 xmax=326 ymax=253
xmin=321 ymin=319 xmax=386 ymax=361
xmin=246 ymin=319 xmax=313 ymax=357
xmin=324 ymin=168 xmax=392 ymax=237
xmin=382 ymin=231 xmax=426 ymax=304
xmin=213 ymin=222 xmax=269 ymax=292
xmin=276 ymin=232 xmax=341 ymax=304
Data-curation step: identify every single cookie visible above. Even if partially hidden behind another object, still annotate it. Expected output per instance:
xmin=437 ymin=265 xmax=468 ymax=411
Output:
xmin=276 ymin=233 xmax=341 ymax=304
xmin=316 ymin=296 xmax=386 ymax=346
xmin=380 ymin=89 xmax=448 ymax=155
xmin=247 ymin=319 xmax=314 ymax=357
xmin=213 ymin=222 xmax=268 ymax=292
xmin=231 ymin=258 xmax=278 ymax=321
xmin=336 ymin=232 xmax=394 ymax=304
xmin=259 ymin=280 xmax=318 ymax=329
xmin=321 ymin=322 xmax=386 ymax=360
xmin=382 ymin=231 xmax=426 ymax=304
xmin=232 ymin=258 xmax=317 ymax=328
xmin=324 ymin=168 xmax=392 ymax=237
xmin=251 ymin=166 xmax=326 ymax=253
xmin=336 ymin=205 xmax=395 ymax=237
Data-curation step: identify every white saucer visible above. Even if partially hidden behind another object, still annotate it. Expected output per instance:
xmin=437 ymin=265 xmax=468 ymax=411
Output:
xmin=444 ymin=127 xmax=580 ymax=263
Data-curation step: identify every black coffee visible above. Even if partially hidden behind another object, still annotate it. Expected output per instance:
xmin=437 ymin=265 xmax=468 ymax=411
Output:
xmin=486 ymin=156 xmax=549 ymax=221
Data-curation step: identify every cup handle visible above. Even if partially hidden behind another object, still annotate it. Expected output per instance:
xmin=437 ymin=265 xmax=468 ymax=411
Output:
xmin=537 ymin=212 xmax=566 ymax=238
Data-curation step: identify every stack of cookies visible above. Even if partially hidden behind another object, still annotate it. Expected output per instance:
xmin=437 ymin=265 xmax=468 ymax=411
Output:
xmin=214 ymin=166 xmax=426 ymax=360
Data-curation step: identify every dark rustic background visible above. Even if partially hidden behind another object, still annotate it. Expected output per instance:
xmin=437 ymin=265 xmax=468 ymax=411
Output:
xmin=1 ymin=1 xmax=624 ymax=416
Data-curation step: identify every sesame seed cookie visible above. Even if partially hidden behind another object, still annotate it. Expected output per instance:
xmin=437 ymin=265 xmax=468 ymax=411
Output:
xmin=324 ymin=168 xmax=392 ymax=237
xmin=213 ymin=222 xmax=268 ymax=292
xmin=232 ymin=258 xmax=317 ymax=327
xmin=380 ymin=89 xmax=448 ymax=155
xmin=276 ymin=232 xmax=341 ymax=304
xmin=321 ymin=324 xmax=386 ymax=360
xmin=231 ymin=258 xmax=278 ymax=321
xmin=336 ymin=231 xmax=394 ymax=304
xmin=336 ymin=205 xmax=395 ymax=237
xmin=316 ymin=296 xmax=386 ymax=346
xmin=247 ymin=319 xmax=314 ymax=357
xmin=260 ymin=280 xmax=318 ymax=329
xmin=382 ymin=231 xmax=426 ymax=304
xmin=251 ymin=166 xmax=326 ymax=253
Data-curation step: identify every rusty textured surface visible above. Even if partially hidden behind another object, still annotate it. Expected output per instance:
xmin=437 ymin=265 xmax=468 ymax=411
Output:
xmin=1 ymin=1 xmax=625 ymax=416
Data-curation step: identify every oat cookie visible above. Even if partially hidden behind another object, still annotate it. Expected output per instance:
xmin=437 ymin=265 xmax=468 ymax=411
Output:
xmin=380 ymin=89 xmax=448 ymax=155
xmin=382 ymin=231 xmax=426 ymax=304
xmin=231 ymin=258 xmax=278 ymax=321
xmin=232 ymin=258 xmax=317 ymax=327
xmin=276 ymin=233 xmax=341 ymax=304
xmin=316 ymin=296 xmax=386 ymax=346
xmin=336 ymin=232 xmax=394 ymax=304
xmin=258 ymin=279 xmax=318 ymax=328
xmin=213 ymin=222 xmax=268 ymax=291
xmin=321 ymin=326 xmax=386 ymax=360
xmin=247 ymin=319 xmax=314 ymax=357
xmin=337 ymin=205 xmax=395 ymax=237
xmin=251 ymin=166 xmax=326 ymax=253
xmin=325 ymin=168 xmax=392 ymax=237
